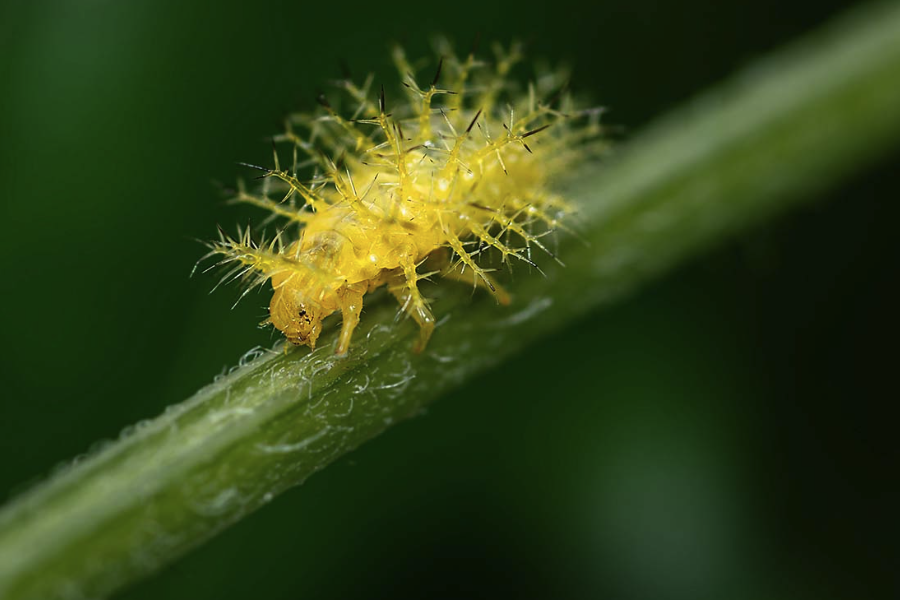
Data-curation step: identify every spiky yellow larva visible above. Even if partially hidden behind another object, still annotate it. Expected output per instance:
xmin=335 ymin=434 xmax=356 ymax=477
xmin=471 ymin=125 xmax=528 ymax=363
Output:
xmin=200 ymin=42 xmax=601 ymax=355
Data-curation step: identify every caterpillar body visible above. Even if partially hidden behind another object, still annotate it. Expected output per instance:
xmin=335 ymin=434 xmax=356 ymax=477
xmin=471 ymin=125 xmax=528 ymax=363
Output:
xmin=200 ymin=42 xmax=601 ymax=355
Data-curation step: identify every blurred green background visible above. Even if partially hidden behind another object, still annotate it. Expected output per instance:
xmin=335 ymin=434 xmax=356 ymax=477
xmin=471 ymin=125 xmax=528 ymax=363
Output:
xmin=1 ymin=0 xmax=897 ymax=598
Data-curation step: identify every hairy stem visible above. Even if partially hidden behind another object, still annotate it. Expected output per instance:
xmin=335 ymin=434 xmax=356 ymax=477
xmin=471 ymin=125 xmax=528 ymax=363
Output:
xmin=2 ymin=2 xmax=900 ymax=598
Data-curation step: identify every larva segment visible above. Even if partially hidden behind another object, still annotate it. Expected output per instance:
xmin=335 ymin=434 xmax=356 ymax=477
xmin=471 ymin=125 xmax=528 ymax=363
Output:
xmin=200 ymin=42 xmax=602 ymax=354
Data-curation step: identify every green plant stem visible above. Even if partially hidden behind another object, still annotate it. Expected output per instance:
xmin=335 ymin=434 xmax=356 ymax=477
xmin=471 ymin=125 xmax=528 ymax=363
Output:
xmin=2 ymin=3 xmax=900 ymax=598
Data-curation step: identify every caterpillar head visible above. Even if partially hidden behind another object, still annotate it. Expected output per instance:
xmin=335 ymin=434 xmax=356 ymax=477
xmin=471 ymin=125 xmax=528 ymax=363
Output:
xmin=268 ymin=283 xmax=325 ymax=349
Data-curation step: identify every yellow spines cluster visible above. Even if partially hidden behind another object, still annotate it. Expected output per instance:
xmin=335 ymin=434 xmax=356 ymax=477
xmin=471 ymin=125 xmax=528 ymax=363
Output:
xmin=200 ymin=41 xmax=602 ymax=355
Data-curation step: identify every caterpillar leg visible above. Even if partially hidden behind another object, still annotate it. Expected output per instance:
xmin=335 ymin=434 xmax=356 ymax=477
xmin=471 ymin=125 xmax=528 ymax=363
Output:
xmin=335 ymin=284 xmax=366 ymax=356
xmin=389 ymin=254 xmax=436 ymax=353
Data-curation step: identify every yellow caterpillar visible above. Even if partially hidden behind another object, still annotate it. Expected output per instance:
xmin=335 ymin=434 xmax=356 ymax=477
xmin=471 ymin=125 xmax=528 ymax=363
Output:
xmin=200 ymin=42 xmax=601 ymax=355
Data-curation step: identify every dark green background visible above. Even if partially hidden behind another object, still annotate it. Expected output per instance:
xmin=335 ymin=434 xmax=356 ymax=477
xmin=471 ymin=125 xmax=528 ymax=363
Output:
xmin=1 ymin=0 xmax=897 ymax=598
